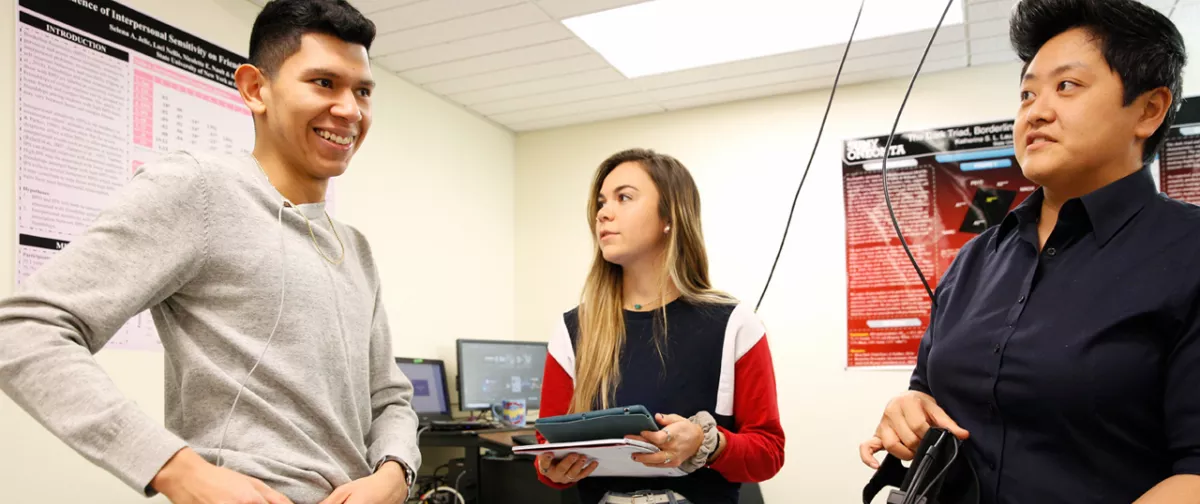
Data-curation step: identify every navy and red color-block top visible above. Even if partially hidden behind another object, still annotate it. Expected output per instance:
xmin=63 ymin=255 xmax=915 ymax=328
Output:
xmin=535 ymin=299 xmax=785 ymax=504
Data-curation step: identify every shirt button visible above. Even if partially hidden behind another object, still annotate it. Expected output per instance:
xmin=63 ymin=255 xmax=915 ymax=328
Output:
xmin=1018 ymin=295 xmax=1026 ymax=304
xmin=989 ymin=461 xmax=996 ymax=470
xmin=1046 ymin=247 xmax=1057 ymax=256
xmin=993 ymin=344 xmax=1001 ymax=354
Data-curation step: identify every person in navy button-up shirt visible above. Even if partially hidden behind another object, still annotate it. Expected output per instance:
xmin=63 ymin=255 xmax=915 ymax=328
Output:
xmin=859 ymin=0 xmax=1198 ymax=502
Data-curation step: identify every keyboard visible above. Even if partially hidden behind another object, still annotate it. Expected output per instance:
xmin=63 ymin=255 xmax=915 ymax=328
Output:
xmin=429 ymin=419 xmax=494 ymax=431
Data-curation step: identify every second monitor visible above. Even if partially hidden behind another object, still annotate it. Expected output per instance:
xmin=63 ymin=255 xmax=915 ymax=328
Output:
xmin=456 ymin=339 xmax=547 ymax=412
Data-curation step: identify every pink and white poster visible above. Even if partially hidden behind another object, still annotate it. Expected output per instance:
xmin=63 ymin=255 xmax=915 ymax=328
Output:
xmin=15 ymin=0 xmax=298 ymax=350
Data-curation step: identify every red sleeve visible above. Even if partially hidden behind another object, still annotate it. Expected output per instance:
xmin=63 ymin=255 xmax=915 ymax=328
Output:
xmin=535 ymin=351 xmax=575 ymax=489
xmin=708 ymin=336 xmax=786 ymax=482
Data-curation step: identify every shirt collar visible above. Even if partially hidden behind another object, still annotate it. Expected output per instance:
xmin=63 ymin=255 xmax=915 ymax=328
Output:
xmin=995 ymin=188 xmax=1042 ymax=249
xmin=994 ymin=166 xmax=1156 ymax=249
xmin=1079 ymin=165 xmax=1157 ymax=246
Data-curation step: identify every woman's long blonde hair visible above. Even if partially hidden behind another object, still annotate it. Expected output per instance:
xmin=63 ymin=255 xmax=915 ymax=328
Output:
xmin=570 ymin=148 xmax=735 ymax=413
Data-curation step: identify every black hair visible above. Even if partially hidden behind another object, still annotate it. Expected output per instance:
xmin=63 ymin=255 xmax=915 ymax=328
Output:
xmin=1010 ymin=0 xmax=1187 ymax=164
xmin=249 ymin=0 xmax=376 ymax=76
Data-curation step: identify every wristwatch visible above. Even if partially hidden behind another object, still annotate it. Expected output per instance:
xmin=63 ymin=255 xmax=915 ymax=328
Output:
xmin=375 ymin=455 xmax=416 ymax=492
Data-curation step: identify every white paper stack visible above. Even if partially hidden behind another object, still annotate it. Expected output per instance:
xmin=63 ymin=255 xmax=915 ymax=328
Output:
xmin=512 ymin=438 xmax=687 ymax=478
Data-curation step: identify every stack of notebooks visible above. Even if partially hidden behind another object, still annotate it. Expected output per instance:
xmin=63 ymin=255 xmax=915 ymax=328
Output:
xmin=511 ymin=405 xmax=686 ymax=478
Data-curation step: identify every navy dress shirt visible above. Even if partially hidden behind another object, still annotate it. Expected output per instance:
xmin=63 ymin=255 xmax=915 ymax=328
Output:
xmin=911 ymin=166 xmax=1200 ymax=503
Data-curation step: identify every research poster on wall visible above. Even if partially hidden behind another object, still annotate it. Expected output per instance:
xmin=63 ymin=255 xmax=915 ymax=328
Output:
xmin=1160 ymin=97 xmax=1200 ymax=204
xmin=15 ymin=0 xmax=267 ymax=350
xmin=842 ymin=120 xmax=1035 ymax=369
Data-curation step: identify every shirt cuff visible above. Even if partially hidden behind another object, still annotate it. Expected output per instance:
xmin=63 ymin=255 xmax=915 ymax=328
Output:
xmin=1174 ymin=455 xmax=1200 ymax=476
xmin=908 ymin=381 xmax=932 ymax=396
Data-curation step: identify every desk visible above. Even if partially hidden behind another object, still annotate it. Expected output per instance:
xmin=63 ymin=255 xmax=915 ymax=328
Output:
xmin=419 ymin=426 xmax=535 ymax=503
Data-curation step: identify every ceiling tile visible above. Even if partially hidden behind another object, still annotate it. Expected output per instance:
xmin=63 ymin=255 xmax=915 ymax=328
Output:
xmin=473 ymin=80 xmax=644 ymax=115
xmin=842 ymin=54 xmax=968 ymax=84
xmin=659 ymin=79 xmax=830 ymax=111
xmin=968 ymin=18 xmax=1008 ymax=39
xmin=421 ymin=54 xmax=611 ymax=94
xmin=377 ymin=22 xmax=572 ymax=70
xmin=370 ymin=0 xmax=527 ymax=34
xmin=348 ymin=0 xmax=422 ymax=14
xmin=648 ymin=62 xmax=841 ymax=102
xmin=533 ymin=0 xmax=649 ymax=20
xmin=634 ymin=45 xmax=847 ymax=90
xmin=841 ymin=42 xmax=968 ymax=74
xmin=970 ymin=34 xmax=1011 ymax=54
xmin=372 ymin=3 xmax=549 ymax=57
xmin=488 ymin=92 xmax=656 ymax=124
xmin=449 ymin=67 xmax=627 ymax=105
xmin=971 ymin=50 xmax=1019 ymax=66
xmin=508 ymin=103 xmax=664 ymax=131
xmin=966 ymin=0 xmax=1015 ymax=22
xmin=393 ymin=39 xmax=594 ymax=83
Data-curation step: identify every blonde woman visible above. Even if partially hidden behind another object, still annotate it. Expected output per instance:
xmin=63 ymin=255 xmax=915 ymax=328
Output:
xmin=533 ymin=149 xmax=785 ymax=504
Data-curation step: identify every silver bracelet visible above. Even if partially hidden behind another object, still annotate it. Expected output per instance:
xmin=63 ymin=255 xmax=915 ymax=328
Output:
xmin=680 ymin=411 xmax=719 ymax=473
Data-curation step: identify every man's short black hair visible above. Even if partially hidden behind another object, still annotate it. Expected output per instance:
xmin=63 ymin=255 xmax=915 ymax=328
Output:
xmin=249 ymin=0 xmax=376 ymax=76
xmin=1010 ymin=0 xmax=1187 ymax=164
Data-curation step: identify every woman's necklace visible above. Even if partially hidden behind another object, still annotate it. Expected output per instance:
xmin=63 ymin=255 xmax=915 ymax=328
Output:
xmin=629 ymin=299 xmax=658 ymax=311
xmin=252 ymin=156 xmax=346 ymax=266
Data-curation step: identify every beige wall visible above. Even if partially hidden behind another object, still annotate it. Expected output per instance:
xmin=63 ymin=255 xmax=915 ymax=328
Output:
xmin=0 ymin=0 xmax=515 ymax=502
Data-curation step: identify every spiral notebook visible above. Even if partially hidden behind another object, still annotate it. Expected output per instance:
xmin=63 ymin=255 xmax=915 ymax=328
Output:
xmin=511 ymin=438 xmax=687 ymax=478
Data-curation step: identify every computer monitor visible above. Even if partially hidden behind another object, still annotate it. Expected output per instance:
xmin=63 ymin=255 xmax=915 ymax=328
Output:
xmin=456 ymin=339 xmax=547 ymax=412
xmin=394 ymin=357 xmax=452 ymax=424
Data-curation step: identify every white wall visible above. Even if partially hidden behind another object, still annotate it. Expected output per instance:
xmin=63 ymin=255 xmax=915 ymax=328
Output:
xmin=0 ymin=0 xmax=515 ymax=502
xmin=514 ymin=59 xmax=1200 ymax=503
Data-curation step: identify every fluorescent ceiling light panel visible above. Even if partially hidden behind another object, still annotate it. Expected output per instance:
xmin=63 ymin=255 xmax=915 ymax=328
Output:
xmin=562 ymin=0 xmax=965 ymax=78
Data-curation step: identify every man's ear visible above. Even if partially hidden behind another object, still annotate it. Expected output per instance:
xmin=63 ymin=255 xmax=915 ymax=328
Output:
xmin=1133 ymin=86 xmax=1172 ymax=143
xmin=235 ymin=64 xmax=269 ymax=116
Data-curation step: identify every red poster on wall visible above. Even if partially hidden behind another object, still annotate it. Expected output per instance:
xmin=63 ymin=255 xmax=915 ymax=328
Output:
xmin=842 ymin=121 xmax=1035 ymax=369
xmin=1160 ymin=97 xmax=1200 ymax=204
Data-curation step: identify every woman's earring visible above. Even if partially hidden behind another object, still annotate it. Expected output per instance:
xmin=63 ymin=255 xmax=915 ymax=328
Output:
xmin=664 ymin=225 xmax=671 ymax=233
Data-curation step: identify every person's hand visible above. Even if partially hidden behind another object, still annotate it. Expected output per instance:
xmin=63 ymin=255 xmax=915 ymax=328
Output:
xmin=537 ymin=452 xmax=598 ymax=484
xmin=626 ymin=413 xmax=704 ymax=469
xmin=860 ymin=391 xmax=969 ymax=469
xmin=151 ymin=448 xmax=294 ymax=504
xmin=318 ymin=461 xmax=409 ymax=504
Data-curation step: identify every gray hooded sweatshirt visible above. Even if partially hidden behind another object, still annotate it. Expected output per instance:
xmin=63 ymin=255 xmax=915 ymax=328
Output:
xmin=0 ymin=150 xmax=421 ymax=503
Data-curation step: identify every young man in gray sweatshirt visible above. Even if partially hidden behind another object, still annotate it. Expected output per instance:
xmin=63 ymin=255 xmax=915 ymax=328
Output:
xmin=0 ymin=1 xmax=419 ymax=503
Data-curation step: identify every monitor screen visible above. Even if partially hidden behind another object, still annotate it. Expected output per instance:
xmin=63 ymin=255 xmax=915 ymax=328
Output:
xmin=395 ymin=358 xmax=450 ymax=416
xmin=457 ymin=340 xmax=547 ymax=410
